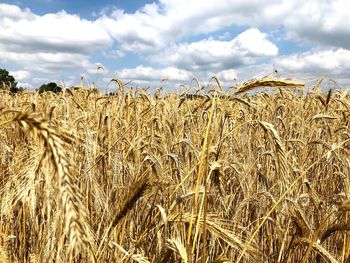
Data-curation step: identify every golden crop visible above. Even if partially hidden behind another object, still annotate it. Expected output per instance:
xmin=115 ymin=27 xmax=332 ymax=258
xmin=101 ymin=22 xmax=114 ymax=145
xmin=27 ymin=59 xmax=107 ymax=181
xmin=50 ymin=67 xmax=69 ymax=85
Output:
xmin=0 ymin=77 xmax=349 ymax=262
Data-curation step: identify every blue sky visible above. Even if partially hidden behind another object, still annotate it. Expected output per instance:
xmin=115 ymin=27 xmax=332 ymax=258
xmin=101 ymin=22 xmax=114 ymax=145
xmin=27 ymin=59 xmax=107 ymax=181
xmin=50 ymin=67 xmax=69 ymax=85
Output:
xmin=1 ymin=0 xmax=350 ymax=91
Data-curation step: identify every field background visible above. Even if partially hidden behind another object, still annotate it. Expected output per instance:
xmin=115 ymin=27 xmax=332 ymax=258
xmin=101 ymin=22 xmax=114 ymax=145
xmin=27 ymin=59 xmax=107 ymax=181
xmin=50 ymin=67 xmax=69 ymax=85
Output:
xmin=1 ymin=79 xmax=350 ymax=262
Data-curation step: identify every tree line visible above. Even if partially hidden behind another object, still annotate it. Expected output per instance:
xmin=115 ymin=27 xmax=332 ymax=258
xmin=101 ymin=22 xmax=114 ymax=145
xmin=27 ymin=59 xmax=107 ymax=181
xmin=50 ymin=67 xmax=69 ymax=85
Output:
xmin=0 ymin=68 xmax=62 ymax=94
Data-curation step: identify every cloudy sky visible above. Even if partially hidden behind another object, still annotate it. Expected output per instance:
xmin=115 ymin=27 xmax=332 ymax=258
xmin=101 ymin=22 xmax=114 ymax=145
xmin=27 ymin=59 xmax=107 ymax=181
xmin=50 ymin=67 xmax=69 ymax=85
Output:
xmin=1 ymin=0 xmax=350 ymax=90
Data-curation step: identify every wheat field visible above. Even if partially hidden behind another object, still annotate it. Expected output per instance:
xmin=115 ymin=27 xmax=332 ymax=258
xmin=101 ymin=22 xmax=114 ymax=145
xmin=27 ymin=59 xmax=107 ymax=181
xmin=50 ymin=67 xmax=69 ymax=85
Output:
xmin=1 ymin=77 xmax=350 ymax=262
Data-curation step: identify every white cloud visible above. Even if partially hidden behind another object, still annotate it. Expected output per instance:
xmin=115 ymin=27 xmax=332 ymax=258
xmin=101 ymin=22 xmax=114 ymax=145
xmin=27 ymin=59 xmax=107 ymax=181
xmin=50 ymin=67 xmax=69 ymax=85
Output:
xmin=234 ymin=28 xmax=278 ymax=56
xmin=0 ymin=49 xmax=93 ymax=73
xmin=283 ymin=0 xmax=350 ymax=49
xmin=96 ymin=0 xmax=280 ymax=52
xmin=0 ymin=3 xmax=112 ymax=79
xmin=275 ymin=49 xmax=350 ymax=73
xmin=2 ymin=1 xmax=350 ymax=89
xmin=0 ymin=7 xmax=111 ymax=53
xmin=96 ymin=4 xmax=167 ymax=52
xmin=0 ymin=4 xmax=34 ymax=20
xmin=105 ymin=66 xmax=193 ymax=91
xmin=273 ymin=49 xmax=350 ymax=82
xmin=114 ymin=66 xmax=246 ymax=90
xmin=95 ymin=0 xmax=350 ymax=53
xmin=10 ymin=70 xmax=31 ymax=80
xmin=151 ymin=28 xmax=278 ymax=72
xmin=17 ymin=82 xmax=33 ymax=89
xmin=115 ymin=66 xmax=192 ymax=82
xmin=216 ymin=69 xmax=238 ymax=82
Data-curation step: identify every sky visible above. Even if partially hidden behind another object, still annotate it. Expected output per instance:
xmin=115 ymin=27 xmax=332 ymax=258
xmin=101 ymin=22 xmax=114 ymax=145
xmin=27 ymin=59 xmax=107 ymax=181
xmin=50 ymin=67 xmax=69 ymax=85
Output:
xmin=1 ymin=0 xmax=350 ymax=91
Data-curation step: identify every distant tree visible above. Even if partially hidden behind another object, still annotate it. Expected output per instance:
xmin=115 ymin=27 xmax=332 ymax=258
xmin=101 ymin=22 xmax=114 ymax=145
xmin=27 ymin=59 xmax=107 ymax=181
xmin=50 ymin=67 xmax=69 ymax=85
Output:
xmin=0 ymin=68 xmax=23 ymax=93
xmin=38 ymin=82 xmax=62 ymax=94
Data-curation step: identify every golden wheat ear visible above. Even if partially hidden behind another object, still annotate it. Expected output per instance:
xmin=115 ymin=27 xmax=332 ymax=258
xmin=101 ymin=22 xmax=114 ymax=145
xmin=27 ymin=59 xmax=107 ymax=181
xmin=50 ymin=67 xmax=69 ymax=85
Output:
xmin=235 ymin=77 xmax=304 ymax=94
xmin=111 ymin=174 xmax=149 ymax=227
xmin=96 ymin=174 xmax=150 ymax=259
xmin=8 ymin=111 xmax=96 ymax=261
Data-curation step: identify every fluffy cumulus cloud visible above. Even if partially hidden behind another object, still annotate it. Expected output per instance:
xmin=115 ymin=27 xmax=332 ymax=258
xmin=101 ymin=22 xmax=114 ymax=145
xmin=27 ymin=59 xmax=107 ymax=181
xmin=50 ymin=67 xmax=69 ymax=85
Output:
xmin=2 ymin=0 xmax=350 ymax=89
xmin=283 ymin=0 xmax=350 ymax=49
xmin=110 ymin=66 xmax=193 ymax=90
xmin=0 ymin=10 xmax=111 ymax=53
xmin=94 ymin=0 xmax=350 ymax=85
xmin=9 ymin=70 xmax=31 ymax=80
xmin=0 ymin=4 xmax=34 ymax=20
xmin=115 ymin=66 xmax=241 ymax=89
xmin=151 ymin=28 xmax=278 ymax=72
xmin=96 ymin=0 xmax=283 ymax=52
xmin=1 ymin=51 xmax=91 ymax=73
xmin=275 ymin=49 xmax=350 ymax=77
xmin=0 ymin=3 xmax=111 ymax=85
xmin=115 ymin=66 xmax=191 ymax=82
xmin=96 ymin=4 xmax=167 ymax=52
xmin=216 ymin=69 xmax=238 ymax=82
xmin=96 ymin=0 xmax=350 ymax=52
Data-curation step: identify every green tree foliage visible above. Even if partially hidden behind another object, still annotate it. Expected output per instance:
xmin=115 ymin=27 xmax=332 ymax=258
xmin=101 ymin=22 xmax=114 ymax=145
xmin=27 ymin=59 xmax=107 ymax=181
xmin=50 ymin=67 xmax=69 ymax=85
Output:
xmin=38 ymin=82 xmax=62 ymax=94
xmin=0 ymin=68 xmax=24 ymax=93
